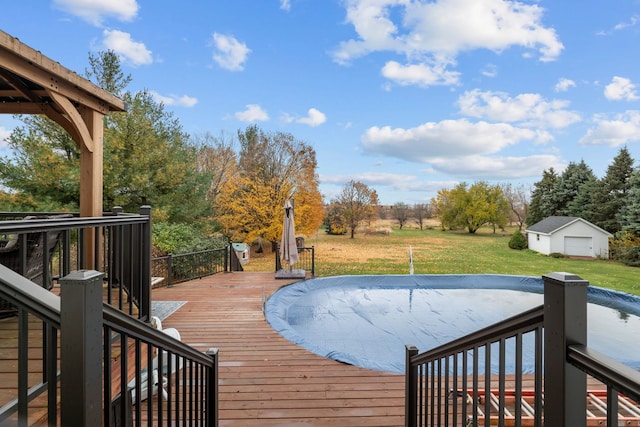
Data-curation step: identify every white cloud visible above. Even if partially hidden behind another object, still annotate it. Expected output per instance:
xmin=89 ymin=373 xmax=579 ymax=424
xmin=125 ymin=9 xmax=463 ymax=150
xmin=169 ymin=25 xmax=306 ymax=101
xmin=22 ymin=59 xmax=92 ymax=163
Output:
xmin=280 ymin=0 xmax=291 ymax=11
xmin=579 ymin=110 xmax=640 ymax=147
xmin=297 ymin=108 xmax=327 ymax=127
xmin=53 ymin=0 xmax=138 ymax=26
xmin=604 ymin=76 xmax=639 ymax=101
xmin=102 ymin=29 xmax=152 ymax=66
xmin=150 ymin=91 xmax=198 ymax=107
xmin=235 ymin=104 xmax=269 ymax=122
xmin=332 ymin=0 xmax=563 ymax=86
xmin=481 ymin=64 xmax=497 ymax=78
xmin=599 ymin=15 xmax=640 ymax=35
xmin=0 ymin=126 xmax=11 ymax=149
xmin=212 ymin=33 xmax=251 ymax=71
xmin=457 ymin=89 xmax=581 ymax=129
xmin=381 ymin=60 xmax=460 ymax=87
xmin=614 ymin=15 xmax=640 ymax=31
xmin=428 ymin=154 xmax=565 ymax=179
xmin=361 ymin=119 xmax=543 ymax=162
xmin=554 ymin=78 xmax=576 ymax=92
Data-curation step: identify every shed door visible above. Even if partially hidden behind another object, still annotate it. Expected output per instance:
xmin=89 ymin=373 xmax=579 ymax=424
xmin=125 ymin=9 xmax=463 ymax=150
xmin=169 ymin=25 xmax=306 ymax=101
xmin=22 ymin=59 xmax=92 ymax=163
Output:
xmin=564 ymin=236 xmax=592 ymax=257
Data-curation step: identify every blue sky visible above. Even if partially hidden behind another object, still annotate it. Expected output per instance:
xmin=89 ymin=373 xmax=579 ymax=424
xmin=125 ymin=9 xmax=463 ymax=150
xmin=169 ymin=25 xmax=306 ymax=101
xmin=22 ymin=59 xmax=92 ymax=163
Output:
xmin=1 ymin=0 xmax=640 ymax=205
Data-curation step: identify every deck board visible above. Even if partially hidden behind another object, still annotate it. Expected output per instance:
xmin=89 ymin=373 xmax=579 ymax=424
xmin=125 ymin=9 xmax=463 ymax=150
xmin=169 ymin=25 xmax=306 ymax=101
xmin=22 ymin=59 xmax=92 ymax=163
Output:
xmin=152 ymin=272 xmax=406 ymax=426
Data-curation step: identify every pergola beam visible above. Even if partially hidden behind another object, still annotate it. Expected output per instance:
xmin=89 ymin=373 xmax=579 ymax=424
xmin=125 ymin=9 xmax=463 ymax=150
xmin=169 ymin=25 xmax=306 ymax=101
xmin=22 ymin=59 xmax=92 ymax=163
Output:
xmin=0 ymin=29 xmax=125 ymax=268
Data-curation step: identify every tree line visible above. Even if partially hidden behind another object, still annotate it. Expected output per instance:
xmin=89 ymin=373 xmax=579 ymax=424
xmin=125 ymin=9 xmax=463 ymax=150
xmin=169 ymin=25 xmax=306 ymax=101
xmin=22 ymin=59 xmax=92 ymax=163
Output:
xmin=0 ymin=51 xmax=325 ymax=254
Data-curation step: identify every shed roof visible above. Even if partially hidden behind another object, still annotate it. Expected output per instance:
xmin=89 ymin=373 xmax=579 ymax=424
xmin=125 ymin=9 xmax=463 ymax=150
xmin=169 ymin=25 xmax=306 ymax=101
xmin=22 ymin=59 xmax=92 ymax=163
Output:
xmin=526 ymin=216 xmax=612 ymax=237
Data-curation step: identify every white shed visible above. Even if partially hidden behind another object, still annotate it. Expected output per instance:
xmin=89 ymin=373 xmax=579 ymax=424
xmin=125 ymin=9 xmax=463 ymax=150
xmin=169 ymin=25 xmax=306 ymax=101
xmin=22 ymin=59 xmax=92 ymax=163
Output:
xmin=525 ymin=216 xmax=612 ymax=258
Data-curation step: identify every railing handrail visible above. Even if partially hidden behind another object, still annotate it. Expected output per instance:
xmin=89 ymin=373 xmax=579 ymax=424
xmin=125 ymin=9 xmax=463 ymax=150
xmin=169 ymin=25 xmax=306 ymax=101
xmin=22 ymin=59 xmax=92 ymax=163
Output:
xmin=568 ymin=344 xmax=640 ymax=402
xmin=103 ymin=303 xmax=215 ymax=368
xmin=0 ymin=214 xmax=149 ymax=234
xmin=0 ymin=264 xmax=60 ymax=326
xmin=411 ymin=304 xmax=544 ymax=365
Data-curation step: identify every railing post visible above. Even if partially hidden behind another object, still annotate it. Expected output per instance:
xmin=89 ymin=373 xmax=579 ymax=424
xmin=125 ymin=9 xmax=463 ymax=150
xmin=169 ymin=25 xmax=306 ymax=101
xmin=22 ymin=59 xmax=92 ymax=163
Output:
xmin=140 ymin=205 xmax=152 ymax=320
xmin=543 ymin=272 xmax=588 ymax=427
xmin=167 ymin=254 xmax=173 ymax=287
xmin=275 ymin=244 xmax=281 ymax=272
xmin=206 ymin=348 xmax=219 ymax=427
xmin=311 ymin=246 xmax=315 ymax=277
xmin=60 ymin=269 xmax=104 ymax=427
xmin=405 ymin=345 xmax=419 ymax=427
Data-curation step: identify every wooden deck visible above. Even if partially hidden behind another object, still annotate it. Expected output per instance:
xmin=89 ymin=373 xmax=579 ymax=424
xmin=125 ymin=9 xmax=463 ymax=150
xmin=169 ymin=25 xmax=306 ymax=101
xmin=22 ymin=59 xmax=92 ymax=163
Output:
xmin=153 ymin=272 xmax=405 ymax=426
xmin=2 ymin=271 xmax=624 ymax=426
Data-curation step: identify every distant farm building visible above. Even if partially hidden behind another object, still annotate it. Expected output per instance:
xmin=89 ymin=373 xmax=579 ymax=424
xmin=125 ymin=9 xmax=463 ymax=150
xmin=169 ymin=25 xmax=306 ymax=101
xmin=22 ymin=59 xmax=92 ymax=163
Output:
xmin=525 ymin=216 xmax=612 ymax=258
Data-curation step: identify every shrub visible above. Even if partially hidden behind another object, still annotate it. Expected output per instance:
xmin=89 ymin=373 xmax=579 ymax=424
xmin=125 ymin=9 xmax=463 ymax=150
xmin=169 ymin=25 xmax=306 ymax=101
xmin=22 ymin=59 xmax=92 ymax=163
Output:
xmin=508 ymin=230 xmax=527 ymax=250
xmin=610 ymin=231 xmax=640 ymax=267
xmin=153 ymin=222 xmax=226 ymax=255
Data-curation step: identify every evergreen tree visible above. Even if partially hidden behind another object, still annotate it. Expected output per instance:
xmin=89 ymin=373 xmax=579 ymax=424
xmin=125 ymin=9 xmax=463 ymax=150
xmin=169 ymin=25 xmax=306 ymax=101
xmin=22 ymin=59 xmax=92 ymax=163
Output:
xmin=591 ymin=147 xmax=635 ymax=233
xmin=549 ymin=160 xmax=596 ymax=217
xmin=527 ymin=168 xmax=559 ymax=225
xmin=619 ymin=166 xmax=640 ymax=236
xmin=567 ymin=175 xmax=599 ymax=222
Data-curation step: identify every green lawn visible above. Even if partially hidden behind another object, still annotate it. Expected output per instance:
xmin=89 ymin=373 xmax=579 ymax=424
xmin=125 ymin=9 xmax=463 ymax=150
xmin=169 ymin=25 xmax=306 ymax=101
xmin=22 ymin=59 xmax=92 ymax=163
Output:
xmin=248 ymin=224 xmax=640 ymax=296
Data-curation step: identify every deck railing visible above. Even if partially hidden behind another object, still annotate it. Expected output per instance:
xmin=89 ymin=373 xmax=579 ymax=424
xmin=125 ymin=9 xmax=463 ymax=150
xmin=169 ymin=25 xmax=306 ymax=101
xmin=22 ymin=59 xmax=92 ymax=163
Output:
xmin=1 ymin=207 xmax=152 ymax=319
xmin=405 ymin=272 xmax=640 ymax=427
xmin=275 ymin=245 xmax=315 ymax=277
xmin=152 ymin=247 xmax=229 ymax=287
xmin=0 ymin=265 xmax=219 ymax=426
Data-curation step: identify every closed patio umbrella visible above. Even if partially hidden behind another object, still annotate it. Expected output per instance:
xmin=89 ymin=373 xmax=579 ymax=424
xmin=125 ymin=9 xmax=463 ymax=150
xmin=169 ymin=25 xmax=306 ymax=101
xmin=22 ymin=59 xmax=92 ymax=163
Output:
xmin=280 ymin=199 xmax=299 ymax=268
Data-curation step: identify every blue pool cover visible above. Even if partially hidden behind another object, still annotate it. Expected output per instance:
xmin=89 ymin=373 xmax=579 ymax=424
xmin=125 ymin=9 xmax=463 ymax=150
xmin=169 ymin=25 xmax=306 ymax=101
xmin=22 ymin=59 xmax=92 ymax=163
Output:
xmin=264 ymin=274 xmax=640 ymax=374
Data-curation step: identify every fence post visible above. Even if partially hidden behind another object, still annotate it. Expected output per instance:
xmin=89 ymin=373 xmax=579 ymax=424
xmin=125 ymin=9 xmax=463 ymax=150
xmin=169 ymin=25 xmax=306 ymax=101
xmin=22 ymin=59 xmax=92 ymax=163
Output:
xmin=60 ymin=269 xmax=104 ymax=427
xmin=405 ymin=345 xmax=419 ymax=427
xmin=543 ymin=272 xmax=588 ymax=427
xmin=311 ymin=246 xmax=315 ymax=277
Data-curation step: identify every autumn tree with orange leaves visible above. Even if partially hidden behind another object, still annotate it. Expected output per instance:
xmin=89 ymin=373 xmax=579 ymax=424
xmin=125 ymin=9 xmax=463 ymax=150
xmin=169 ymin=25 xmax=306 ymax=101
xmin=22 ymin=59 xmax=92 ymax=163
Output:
xmin=215 ymin=126 xmax=324 ymax=249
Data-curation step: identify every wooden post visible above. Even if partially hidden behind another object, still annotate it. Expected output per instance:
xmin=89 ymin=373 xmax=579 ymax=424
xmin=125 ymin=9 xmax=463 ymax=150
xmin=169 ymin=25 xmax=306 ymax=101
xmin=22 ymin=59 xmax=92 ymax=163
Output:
xmin=79 ymin=108 xmax=104 ymax=269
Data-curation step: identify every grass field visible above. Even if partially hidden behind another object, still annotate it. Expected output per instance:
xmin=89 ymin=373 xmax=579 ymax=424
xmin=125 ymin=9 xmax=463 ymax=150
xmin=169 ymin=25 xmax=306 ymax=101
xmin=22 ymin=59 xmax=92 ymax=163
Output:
xmin=244 ymin=221 xmax=640 ymax=296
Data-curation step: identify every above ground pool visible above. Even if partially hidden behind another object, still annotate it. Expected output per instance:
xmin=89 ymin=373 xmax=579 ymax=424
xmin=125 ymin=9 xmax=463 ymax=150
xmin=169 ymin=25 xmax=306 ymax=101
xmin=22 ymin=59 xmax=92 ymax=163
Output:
xmin=264 ymin=275 xmax=640 ymax=374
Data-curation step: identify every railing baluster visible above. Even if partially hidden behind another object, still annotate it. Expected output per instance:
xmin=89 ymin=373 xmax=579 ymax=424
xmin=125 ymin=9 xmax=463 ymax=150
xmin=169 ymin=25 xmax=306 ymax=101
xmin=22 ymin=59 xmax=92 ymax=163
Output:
xmin=534 ymin=326 xmax=542 ymax=427
xmin=484 ymin=344 xmax=491 ymax=427
xmin=46 ymin=323 xmax=58 ymax=425
xmin=444 ymin=356 xmax=450 ymax=426
xmin=462 ymin=350 xmax=468 ymax=426
xmin=473 ymin=346 xmax=479 ymax=427
xmin=18 ymin=309 xmax=28 ymax=427
xmin=499 ymin=338 xmax=506 ymax=427
xmin=515 ymin=333 xmax=522 ymax=427
xmin=607 ymin=386 xmax=618 ymax=427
